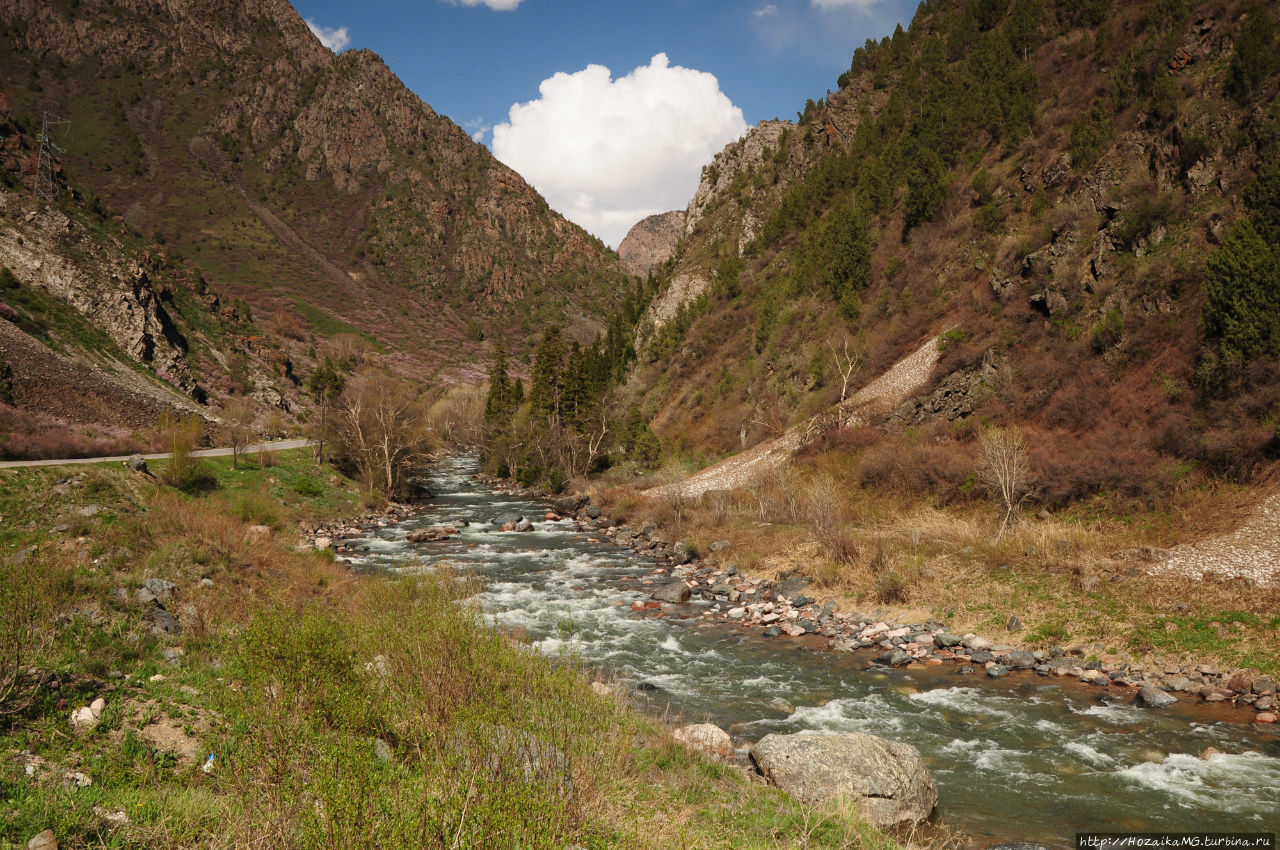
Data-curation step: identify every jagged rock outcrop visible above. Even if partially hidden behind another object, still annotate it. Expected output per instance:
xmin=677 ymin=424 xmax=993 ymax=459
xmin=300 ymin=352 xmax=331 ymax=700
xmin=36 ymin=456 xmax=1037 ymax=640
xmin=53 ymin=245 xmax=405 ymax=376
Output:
xmin=617 ymin=210 xmax=684 ymax=277
xmin=0 ymin=193 xmax=192 ymax=393
xmin=685 ymin=120 xmax=791 ymax=239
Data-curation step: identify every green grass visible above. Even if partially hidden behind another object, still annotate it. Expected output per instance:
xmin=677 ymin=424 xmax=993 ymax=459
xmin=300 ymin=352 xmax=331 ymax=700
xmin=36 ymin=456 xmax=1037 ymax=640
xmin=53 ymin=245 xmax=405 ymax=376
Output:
xmin=288 ymin=298 xmax=386 ymax=351
xmin=1137 ymin=611 xmax=1279 ymax=677
xmin=0 ymin=453 xmax=897 ymax=849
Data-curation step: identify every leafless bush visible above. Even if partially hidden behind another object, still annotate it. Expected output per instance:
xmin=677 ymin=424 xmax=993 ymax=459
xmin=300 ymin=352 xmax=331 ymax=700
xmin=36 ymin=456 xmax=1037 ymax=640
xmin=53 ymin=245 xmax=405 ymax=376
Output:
xmin=977 ymin=425 xmax=1036 ymax=538
xmin=771 ymin=460 xmax=803 ymax=522
xmin=0 ymin=553 xmax=63 ymax=716
xmin=428 ymin=385 xmax=486 ymax=449
xmin=804 ymin=472 xmax=843 ymax=539
xmin=222 ymin=395 xmax=258 ymax=469
xmin=745 ymin=467 xmax=778 ymax=521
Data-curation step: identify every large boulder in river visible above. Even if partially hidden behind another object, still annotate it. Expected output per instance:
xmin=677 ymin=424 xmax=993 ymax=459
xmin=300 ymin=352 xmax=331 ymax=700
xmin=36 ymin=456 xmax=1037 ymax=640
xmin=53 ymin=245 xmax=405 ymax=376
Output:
xmin=651 ymin=581 xmax=691 ymax=604
xmin=749 ymin=733 xmax=937 ymax=828
xmin=406 ymin=525 xmax=458 ymax=543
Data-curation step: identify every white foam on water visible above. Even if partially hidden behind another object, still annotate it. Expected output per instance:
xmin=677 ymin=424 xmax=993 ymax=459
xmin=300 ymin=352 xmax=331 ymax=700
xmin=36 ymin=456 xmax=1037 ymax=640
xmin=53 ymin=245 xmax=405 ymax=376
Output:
xmin=1034 ymin=718 xmax=1066 ymax=737
xmin=1073 ymin=703 xmax=1144 ymax=725
xmin=740 ymin=675 xmax=776 ymax=688
xmin=659 ymin=635 xmax=685 ymax=653
xmin=908 ymin=686 xmax=1017 ymax=717
xmin=785 ymin=693 xmax=906 ymax=735
xmin=1117 ymin=751 xmax=1280 ymax=813
xmin=972 ymin=746 xmax=1035 ymax=781
xmin=938 ymin=737 xmax=1000 ymax=757
xmin=1064 ymin=740 xmax=1116 ymax=768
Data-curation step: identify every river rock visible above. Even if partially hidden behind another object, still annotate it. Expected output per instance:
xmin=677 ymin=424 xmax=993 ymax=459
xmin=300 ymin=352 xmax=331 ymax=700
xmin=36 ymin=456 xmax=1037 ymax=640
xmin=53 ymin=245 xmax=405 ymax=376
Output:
xmin=1006 ymin=650 xmax=1036 ymax=670
xmin=987 ymin=665 xmax=1010 ymax=678
xmin=877 ymin=649 xmax=912 ymax=667
xmin=1254 ymin=712 xmax=1276 ymax=724
xmin=406 ymin=525 xmax=458 ymax=543
xmin=933 ymin=632 xmax=963 ymax=648
xmin=1253 ymin=676 xmax=1277 ymax=695
xmin=770 ymin=697 xmax=795 ymax=714
xmin=673 ymin=723 xmax=732 ymax=758
xmin=671 ymin=540 xmax=695 ymax=565
xmin=125 ymin=455 xmax=149 ymax=474
xmin=1137 ymin=685 xmax=1178 ymax=708
xmin=514 ymin=520 xmax=534 ymax=532
xmin=651 ymin=581 xmax=691 ymax=604
xmin=967 ymin=635 xmax=993 ymax=651
xmin=749 ymin=732 xmax=937 ymax=828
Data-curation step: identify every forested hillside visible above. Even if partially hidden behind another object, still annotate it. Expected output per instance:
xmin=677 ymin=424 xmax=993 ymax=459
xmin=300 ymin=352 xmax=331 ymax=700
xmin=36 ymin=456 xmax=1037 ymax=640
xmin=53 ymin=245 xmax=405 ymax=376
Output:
xmin=623 ymin=0 xmax=1280 ymax=511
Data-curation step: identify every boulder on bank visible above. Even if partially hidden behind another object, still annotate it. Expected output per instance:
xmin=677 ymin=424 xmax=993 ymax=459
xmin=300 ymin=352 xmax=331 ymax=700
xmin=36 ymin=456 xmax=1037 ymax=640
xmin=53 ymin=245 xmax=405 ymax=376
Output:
xmin=749 ymin=732 xmax=937 ymax=828
xmin=1136 ymin=684 xmax=1178 ymax=708
xmin=673 ymin=723 xmax=732 ymax=758
xmin=651 ymin=581 xmax=691 ymax=604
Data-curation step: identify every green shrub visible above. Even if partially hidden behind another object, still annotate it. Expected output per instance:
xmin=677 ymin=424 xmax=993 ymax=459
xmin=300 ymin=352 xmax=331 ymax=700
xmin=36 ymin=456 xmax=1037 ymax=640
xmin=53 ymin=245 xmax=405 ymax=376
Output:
xmin=0 ymin=349 xmax=12 ymax=405
xmin=1070 ymin=97 xmax=1112 ymax=171
xmin=292 ymin=477 xmax=325 ymax=497
xmin=230 ymin=491 xmax=280 ymax=526
xmin=1203 ymin=219 xmax=1280 ymax=362
xmin=1227 ymin=3 xmax=1279 ymax=104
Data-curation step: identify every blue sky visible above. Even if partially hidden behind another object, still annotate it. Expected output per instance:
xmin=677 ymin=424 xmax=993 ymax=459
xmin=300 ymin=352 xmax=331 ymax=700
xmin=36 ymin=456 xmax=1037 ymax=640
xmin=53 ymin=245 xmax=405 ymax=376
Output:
xmin=292 ymin=0 xmax=918 ymax=245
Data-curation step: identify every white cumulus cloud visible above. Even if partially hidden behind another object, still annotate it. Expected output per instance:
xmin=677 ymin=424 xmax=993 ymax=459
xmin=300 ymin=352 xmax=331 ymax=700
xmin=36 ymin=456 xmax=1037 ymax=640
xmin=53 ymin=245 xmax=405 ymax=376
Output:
xmin=306 ymin=19 xmax=350 ymax=52
xmin=444 ymin=0 xmax=524 ymax=10
xmin=491 ymin=53 xmax=748 ymax=248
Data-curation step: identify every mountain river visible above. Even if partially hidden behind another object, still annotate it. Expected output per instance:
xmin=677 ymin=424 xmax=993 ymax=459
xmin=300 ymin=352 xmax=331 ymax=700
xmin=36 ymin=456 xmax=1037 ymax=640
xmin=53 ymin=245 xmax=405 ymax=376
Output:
xmin=344 ymin=457 xmax=1280 ymax=847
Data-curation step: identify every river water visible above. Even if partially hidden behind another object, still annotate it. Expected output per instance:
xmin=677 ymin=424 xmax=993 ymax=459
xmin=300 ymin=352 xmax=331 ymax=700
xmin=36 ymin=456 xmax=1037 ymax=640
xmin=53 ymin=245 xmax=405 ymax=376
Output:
xmin=345 ymin=457 xmax=1280 ymax=847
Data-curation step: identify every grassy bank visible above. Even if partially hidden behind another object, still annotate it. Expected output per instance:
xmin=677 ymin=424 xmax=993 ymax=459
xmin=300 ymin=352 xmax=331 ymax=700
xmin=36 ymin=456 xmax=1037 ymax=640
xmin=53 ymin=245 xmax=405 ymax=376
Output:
xmin=597 ymin=447 xmax=1280 ymax=679
xmin=0 ymin=449 xmax=897 ymax=849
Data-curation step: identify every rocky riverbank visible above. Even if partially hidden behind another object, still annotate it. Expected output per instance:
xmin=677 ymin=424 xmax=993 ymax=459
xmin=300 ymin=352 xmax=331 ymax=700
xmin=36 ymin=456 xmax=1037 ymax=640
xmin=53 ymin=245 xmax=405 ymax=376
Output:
xmin=480 ymin=475 xmax=1278 ymax=726
xmin=324 ymin=469 xmax=1277 ymax=727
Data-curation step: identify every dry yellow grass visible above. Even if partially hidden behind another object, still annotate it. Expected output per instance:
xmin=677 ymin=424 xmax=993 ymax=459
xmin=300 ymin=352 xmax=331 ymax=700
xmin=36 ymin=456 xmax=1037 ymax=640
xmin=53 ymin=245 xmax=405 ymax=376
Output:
xmin=604 ymin=456 xmax=1280 ymax=674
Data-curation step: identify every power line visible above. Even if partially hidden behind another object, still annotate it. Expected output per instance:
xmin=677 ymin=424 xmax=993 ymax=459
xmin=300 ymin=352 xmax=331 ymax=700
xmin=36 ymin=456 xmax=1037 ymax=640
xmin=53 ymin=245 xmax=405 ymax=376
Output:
xmin=34 ymin=111 xmax=70 ymax=201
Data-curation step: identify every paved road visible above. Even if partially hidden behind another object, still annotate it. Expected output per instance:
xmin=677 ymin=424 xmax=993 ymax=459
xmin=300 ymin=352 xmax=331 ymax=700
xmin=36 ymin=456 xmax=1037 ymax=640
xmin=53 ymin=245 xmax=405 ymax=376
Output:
xmin=0 ymin=439 xmax=313 ymax=469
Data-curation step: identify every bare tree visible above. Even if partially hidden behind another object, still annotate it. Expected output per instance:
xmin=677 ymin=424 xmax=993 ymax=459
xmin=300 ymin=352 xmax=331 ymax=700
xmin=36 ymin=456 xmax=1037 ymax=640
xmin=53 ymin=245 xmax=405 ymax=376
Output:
xmin=334 ymin=371 xmax=434 ymax=497
xmin=976 ymin=426 xmax=1035 ymax=538
xmin=827 ymin=333 xmax=866 ymax=403
xmin=223 ymin=395 xmax=258 ymax=469
xmin=428 ymin=385 xmax=486 ymax=449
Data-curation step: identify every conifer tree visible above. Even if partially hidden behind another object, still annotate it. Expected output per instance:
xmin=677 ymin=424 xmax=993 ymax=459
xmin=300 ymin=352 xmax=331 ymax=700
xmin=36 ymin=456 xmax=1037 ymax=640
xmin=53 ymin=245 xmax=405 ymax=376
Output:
xmin=484 ymin=341 xmax=515 ymax=425
xmin=529 ymin=326 xmax=564 ymax=422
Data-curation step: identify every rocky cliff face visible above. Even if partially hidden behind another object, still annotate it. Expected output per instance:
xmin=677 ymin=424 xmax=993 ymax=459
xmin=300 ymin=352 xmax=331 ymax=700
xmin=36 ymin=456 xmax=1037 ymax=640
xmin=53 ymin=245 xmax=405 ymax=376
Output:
xmin=0 ymin=0 xmax=630 ymax=375
xmin=617 ymin=210 xmax=685 ymax=278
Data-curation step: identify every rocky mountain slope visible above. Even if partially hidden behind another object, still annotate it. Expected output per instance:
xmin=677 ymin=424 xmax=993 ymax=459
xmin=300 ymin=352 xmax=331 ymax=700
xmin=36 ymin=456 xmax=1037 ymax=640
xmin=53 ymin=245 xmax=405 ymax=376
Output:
xmin=0 ymin=0 xmax=631 ymax=382
xmin=629 ymin=0 xmax=1280 ymax=510
xmin=617 ymin=210 xmax=685 ymax=278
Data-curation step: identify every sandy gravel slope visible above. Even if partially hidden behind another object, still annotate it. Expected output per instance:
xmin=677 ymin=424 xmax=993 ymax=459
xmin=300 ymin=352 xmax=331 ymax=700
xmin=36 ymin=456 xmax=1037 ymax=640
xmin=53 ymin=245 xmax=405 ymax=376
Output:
xmin=647 ymin=336 xmax=941 ymax=500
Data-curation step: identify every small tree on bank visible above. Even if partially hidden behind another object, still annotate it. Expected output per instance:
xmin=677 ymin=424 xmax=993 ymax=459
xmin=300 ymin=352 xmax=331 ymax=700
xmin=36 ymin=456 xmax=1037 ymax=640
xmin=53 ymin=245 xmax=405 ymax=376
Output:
xmin=306 ymin=358 xmax=346 ymax=465
xmin=222 ymin=395 xmax=257 ymax=470
xmin=976 ymin=425 xmax=1035 ymax=538
xmin=334 ymin=371 xmax=433 ymax=497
